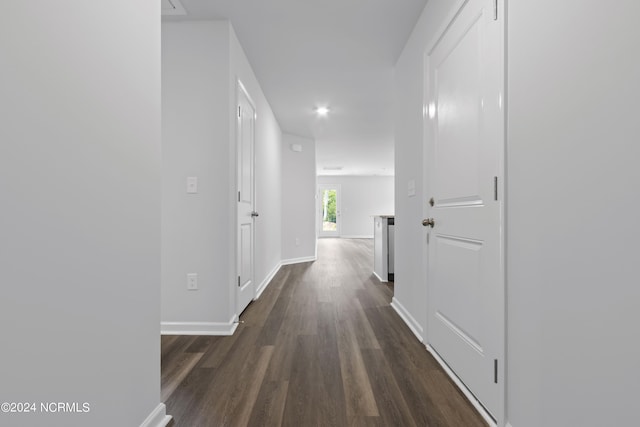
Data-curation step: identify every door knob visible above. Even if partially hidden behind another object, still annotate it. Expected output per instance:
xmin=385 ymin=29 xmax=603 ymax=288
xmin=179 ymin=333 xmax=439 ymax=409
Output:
xmin=251 ymin=211 xmax=259 ymax=218
xmin=422 ymin=218 xmax=435 ymax=228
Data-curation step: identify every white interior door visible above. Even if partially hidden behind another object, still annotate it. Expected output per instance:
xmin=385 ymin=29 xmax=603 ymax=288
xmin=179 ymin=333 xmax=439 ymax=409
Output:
xmin=318 ymin=185 xmax=340 ymax=237
xmin=237 ymin=81 xmax=256 ymax=315
xmin=424 ymin=0 xmax=504 ymax=420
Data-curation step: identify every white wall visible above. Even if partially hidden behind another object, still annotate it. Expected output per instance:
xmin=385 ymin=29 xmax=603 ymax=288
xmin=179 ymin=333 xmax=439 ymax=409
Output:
xmin=507 ymin=1 xmax=640 ymax=426
xmin=393 ymin=0 xmax=455 ymax=336
xmin=317 ymin=176 xmax=394 ymax=238
xmin=162 ymin=21 xmax=282 ymax=333
xmin=282 ymin=134 xmax=317 ymax=263
xmin=0 ymin=1 xmax=165 ymax=426
xmin=395 ymin=1 xmax=640 ymax=426
xmin=162 ymin=21 xmax=232 ymax=330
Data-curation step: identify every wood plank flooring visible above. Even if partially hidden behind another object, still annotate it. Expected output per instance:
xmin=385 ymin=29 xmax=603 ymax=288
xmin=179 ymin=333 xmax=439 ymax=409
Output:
xmin=162 ymin=238 xmax=487 ymax=427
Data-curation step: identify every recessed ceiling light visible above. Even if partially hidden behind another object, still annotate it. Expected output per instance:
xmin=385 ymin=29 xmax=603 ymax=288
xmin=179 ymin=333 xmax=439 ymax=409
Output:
xmin=315 ymin=106 xmax=330 ymax=116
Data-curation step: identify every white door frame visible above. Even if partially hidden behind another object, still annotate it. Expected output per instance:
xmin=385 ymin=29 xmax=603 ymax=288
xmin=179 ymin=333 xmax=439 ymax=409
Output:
xmin=236 ymin=79 xmax=257 ymax=316
xmin=318 ymin=184 xmax=341 ymax=238
xmin=421 ymin=0 xmax=506 ymax=425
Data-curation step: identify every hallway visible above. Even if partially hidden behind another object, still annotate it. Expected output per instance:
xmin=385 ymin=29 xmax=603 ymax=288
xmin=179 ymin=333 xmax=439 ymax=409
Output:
xmin=161 ymin=239 xmax=486 ymax=426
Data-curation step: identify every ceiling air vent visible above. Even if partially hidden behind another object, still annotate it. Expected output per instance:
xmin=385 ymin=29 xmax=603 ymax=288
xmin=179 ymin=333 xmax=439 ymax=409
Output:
xmin=323 ymin=166 xmax=343 ymax=171
xmin=162 ymin=0 xmax=186 ymax=16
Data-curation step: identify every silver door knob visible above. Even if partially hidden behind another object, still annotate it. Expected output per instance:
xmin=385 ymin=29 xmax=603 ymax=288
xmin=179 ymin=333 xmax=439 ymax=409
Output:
xmin=422 ymin=218 xmax=435 ymax=228
xmin=251 ymin=211 xmax=259 ymax=217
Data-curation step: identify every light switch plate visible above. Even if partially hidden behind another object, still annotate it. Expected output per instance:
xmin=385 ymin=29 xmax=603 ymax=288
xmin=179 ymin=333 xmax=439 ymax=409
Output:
xmin=187 ymin=273 xmax=198 ymax=290
xmin=187 ymin=176 xmax=198 ymax=194
xmin=407 ymin=179 xmax=416 ymax=197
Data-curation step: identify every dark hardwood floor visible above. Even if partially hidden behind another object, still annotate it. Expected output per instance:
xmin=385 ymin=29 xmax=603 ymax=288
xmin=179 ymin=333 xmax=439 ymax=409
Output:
xmin=162 ymin=238 xmax=487 ymax=427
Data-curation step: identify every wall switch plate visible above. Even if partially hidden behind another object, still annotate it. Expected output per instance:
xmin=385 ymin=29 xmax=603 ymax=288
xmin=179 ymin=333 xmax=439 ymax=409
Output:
xmin=295 ymin=238 xmax=300 ymax=246
xmin=187 ymin=273 xmax=198 ymax=290
xmin=187 ymin=176 xmax=198 ymax=194
xmin=407 ymin=179 xmax=416 ymax=197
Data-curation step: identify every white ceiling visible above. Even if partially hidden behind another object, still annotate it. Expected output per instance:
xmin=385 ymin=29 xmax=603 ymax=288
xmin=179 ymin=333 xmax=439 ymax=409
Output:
xmin=163 ymin=0 xmax=427 ymax=176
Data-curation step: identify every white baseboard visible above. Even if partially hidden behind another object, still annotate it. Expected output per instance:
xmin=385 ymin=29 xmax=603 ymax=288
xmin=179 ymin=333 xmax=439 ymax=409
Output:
xmin=161 ymin=317 xmax=238 ymax=336
xmin=390 ymin=297 xmax=424 ymax=342
xmin=340 ymin=235 xmax=373 ymax=239
xmin=281 ymin=256 xmax=317 ymax=266
xmin=373 ymin=271 xmax=389 ymax=283
xmin=140 ymin=403 xmax=171 ymax=427
xmin=255 ymin=262 xmax=283 ymax=299
xmin=426 ymin=344 xmax=497 ymax=427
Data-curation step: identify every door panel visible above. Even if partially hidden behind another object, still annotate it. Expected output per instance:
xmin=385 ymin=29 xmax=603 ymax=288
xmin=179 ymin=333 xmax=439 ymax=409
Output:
xmin=434 ymin=235 xmax=483 ymax=351
xmin=239 ymin=224 xmax=252 ymax=288
xmin=425 ymin=0 xmax=504 ymax=419
xmin=434 ymin=15 xmax=482 ymax=204
xmin=237 ymin=82 xmax=256 ymax=315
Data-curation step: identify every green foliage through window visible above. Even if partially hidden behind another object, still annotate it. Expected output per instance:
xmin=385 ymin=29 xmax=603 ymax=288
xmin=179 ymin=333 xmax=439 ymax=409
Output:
xmin=325 ymin=190 xmax=336 ymax=223
xmin=322 ymin=189 xmax=337 ymax=230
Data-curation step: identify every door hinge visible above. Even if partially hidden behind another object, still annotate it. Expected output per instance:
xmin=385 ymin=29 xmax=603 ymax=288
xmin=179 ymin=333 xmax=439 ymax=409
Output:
xmin=238 ymin=191 xmax=241 ymax=202
xmin=493 ymin=0 xmax=498 ymax=20
xmin=494 ymin=176 xmax=498 ymax=201
xmin=494 ymin=359 xmax=498 ymax=383
xmin=237 ymin=276 xmax=241 ymax=287
xmin=238 ymin=106 xmax=241 ymax=118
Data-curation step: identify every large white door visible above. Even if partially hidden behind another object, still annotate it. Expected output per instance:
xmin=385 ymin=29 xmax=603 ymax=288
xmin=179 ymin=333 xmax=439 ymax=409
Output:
xmin=237 ymin=82 xmax=256 ymax=315
xmin=424 ymin=0 xmax=504 ymax=420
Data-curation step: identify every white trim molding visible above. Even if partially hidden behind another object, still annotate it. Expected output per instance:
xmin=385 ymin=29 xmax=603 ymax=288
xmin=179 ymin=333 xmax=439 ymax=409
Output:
xmin=161 ymin=317 xmax=238 ymax=336
xmin=373 ymin=271 xmax=389 ymax=283
xmin=281 ymin=256 xmax=317 ymax=266
xmin=255 ymin=262 xmax=283 ymax=299
xmin=390 ymin=297 xmax=424 ymax=342
xmin=139 ymin=403 xmax=171 ymax=427
xmin=426 ymin=345 xmax=498 ymax=427
xmin=340 ymin=235 xmax=374 ymax=239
